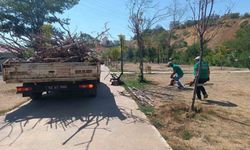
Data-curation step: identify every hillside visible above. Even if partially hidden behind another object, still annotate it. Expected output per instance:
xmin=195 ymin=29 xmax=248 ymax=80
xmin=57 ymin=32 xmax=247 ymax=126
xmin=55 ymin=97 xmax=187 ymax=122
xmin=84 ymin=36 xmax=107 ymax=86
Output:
xmin=174 ymin=18 xmax=250 ymax=49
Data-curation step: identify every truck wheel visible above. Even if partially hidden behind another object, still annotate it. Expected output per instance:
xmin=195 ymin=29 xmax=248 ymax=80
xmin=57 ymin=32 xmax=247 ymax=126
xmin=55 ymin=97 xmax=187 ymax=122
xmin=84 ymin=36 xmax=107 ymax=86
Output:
xmin=31 ymin=92 xmax=42 ymax=100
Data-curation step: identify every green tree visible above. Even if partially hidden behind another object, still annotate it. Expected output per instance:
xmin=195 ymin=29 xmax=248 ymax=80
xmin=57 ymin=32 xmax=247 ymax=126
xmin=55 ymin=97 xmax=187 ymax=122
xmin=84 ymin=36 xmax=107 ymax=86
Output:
xmin=171 ymin=43 xmax=210 ymax=65
xmin=0 ymin=0 xmax=79 ymax=54
xmin=207 ymin=45 xmax=228 ymax=69
xmin=224 ymin=25 xmax=250 ymax=68
xmin=243 ymin=13 xmax=250 ymax=18
xmin=126 ymin=48 xmax=135 ymax=61
xmin=185 ymin=43 xmax=200 ymax=63
xmin=143 ymin=27 xmax=169 ymax=63
xmin=109 ymin=47 xmax=121 ymax=61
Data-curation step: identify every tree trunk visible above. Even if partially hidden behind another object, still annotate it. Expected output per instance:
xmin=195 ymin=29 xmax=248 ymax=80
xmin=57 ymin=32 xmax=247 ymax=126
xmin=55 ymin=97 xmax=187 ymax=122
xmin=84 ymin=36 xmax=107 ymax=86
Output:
xmin=120 ymin=38 xmax=124 ymax=74
xmin=157 ymin=49 xmax=160 ymax=64
xmin=136 ymin=30 xmax=144 ymax=82
xmin=139 ymin=36 xmax=144 ymax=82
xmin=191 ymin=35 xmax=204 ymax=111
xmin=220 ymin=61 xmax=223 ymax=70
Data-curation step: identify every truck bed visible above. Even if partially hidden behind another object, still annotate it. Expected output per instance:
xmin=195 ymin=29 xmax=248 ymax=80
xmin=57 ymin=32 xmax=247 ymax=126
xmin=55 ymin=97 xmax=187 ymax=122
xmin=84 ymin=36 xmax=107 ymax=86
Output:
xmin=2 ymin=60 xmax=100 ymax=83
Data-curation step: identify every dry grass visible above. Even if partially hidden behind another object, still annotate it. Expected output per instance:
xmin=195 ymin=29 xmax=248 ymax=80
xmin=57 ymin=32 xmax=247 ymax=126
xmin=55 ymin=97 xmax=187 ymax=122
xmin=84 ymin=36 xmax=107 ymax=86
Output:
xmin=122 ymin=63 xmax=250 ymax=150
xmin=119 ymin=62 xmax=249 ymax=73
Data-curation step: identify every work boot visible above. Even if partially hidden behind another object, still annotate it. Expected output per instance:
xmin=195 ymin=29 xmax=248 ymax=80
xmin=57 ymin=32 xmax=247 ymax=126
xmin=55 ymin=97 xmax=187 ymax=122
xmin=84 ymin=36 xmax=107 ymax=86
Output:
xmin=177 ymin=81 xmax=185 ymax=89
xmin=204 ymin=94 xmax=208 ymax=99
xmin=197 ymin=95 xmax=202 ymax=100
xmin=178 ymin=85 xmax=185 ymax=90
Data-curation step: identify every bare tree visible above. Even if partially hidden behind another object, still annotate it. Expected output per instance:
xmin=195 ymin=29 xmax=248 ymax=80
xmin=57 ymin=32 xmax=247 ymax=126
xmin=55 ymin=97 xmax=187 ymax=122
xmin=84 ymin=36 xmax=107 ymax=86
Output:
xmin=166 ymin=0 xmax=186 ymax=62
xmin=92 ymin=22 xmax=111 ymax=50
xmin=188 ymin=0 xmax=215 ymax=111
xmin=128 ymin=0 xmax=165 ymax=82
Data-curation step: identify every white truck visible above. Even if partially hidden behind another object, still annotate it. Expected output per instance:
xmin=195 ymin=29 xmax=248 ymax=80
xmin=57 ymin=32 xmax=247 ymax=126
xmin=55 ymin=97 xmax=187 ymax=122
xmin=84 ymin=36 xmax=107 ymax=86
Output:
xmin=2 ymin=60 xmax=101 ymax=99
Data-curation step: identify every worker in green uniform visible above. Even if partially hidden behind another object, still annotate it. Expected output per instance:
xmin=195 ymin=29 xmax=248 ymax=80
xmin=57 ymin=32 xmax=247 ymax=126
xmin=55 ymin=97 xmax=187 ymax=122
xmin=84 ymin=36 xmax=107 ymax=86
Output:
xmin=167 ymin=62 xmax=184 ymax=89
xmin=193 ymin=56 xmax=210 ymax=100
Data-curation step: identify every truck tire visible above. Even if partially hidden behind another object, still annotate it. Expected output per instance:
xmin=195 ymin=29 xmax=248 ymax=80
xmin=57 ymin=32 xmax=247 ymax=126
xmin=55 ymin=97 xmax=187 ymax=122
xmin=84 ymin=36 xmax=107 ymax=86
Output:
xmin=31 ymin=92 xmax=42 ymax=100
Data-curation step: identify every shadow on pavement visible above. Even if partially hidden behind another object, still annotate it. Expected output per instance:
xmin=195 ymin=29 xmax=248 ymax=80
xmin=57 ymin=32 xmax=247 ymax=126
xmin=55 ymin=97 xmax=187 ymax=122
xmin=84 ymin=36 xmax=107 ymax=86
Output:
xmin=1 ymin=83 xmax=128 ymax=148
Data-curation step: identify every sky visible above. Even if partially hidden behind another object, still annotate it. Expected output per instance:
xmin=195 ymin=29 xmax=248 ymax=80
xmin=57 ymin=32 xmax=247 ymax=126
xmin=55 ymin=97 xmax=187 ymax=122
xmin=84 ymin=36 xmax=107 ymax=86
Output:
xmin=59 ymin=0 xmax=250 ymax=40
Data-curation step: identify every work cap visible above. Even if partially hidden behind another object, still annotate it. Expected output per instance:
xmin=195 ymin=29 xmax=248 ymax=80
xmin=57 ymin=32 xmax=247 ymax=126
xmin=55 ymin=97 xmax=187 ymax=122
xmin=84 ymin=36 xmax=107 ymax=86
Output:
xmin=195 ymin=56 xmax=200 ymax=60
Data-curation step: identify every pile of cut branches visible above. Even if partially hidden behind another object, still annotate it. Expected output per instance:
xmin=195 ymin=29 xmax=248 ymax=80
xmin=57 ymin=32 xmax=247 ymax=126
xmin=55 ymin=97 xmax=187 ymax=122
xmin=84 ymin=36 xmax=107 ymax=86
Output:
xmin=30 ymin=36 xmax=99 ymax=63
xmin=128 ymin=87 xmax=154 ymax=106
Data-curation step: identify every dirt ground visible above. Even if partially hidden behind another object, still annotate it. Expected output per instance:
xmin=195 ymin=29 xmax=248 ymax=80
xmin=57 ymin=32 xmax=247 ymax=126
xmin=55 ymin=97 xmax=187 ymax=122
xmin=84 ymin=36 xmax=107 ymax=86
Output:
xmin=0 ymin=77 xmax=28 ymax=115
xmin=121 ymin=63 xmax=250 ymax=150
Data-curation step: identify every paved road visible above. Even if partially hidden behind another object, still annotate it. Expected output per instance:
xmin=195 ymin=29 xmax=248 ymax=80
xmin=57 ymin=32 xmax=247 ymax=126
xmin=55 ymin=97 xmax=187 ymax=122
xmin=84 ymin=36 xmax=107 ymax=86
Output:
xmin=0 ymin=66 xmax=171 ymax=150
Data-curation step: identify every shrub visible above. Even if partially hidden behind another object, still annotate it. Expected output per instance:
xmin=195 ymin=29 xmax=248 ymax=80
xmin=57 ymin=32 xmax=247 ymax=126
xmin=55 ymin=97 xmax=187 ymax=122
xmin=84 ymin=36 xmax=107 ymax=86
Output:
xmin=182 ymin=129 xmax=193 ymax=140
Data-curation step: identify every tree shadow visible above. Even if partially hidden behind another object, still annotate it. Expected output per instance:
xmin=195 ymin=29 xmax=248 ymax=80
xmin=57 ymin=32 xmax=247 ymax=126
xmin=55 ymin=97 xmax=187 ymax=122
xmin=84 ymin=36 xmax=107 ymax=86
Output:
xmin=0 ymin=83 xmax=143 ymax=149
xmin=203 ymin=99 xmax=238 ymax=107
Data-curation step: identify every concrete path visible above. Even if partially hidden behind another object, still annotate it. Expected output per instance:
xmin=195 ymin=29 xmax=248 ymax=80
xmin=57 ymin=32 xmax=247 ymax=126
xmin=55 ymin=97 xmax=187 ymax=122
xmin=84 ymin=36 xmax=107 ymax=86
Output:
xmin=0 ymin=65 xmax=171 ymax=150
